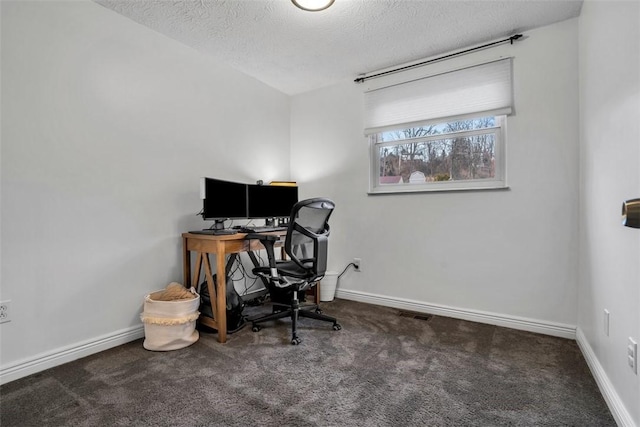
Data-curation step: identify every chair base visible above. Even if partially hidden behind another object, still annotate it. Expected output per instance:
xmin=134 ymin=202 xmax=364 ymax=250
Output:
xmin=250 ymin=297 xmax=341 ymax=345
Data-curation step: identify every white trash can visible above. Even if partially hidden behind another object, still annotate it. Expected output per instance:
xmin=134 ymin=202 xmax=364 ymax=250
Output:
xmin=319 ymin=271 xmax=339 ymax=302
xmin=141 ymin=287 xmax=200 ymax=351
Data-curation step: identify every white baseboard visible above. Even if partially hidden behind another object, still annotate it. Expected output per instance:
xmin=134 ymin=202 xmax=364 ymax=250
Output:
xmin=576 ymin=328 xmax=636 ymax=427
xmin=0 ymin=325 xmax=144 ymax=385
xmin=335 ymin=288 xmax=577 ymax=339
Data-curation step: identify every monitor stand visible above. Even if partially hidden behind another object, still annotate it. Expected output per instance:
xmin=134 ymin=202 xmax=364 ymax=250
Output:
xmin=208 ymin=219 xmax=226 ymax=230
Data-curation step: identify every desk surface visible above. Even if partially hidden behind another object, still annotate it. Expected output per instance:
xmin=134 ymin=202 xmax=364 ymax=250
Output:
xmin=183 ymin=231 xmax=248 ymax=240
xmin=183 ymin=230 xmax=285 ymax=239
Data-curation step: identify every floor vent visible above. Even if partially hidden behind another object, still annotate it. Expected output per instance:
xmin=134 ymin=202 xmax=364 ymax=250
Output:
xmin=398 ymin=311 xmax=433 ymax=321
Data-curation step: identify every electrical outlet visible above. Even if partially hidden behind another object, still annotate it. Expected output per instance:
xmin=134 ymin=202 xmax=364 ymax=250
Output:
xmin=603 ymin=309 xmax=610 ymax=336
xmin=353 ymin=258 xmax=361 ymax=271
xmin=628 ymin=337 xmax=637 ymax=374
xmin=0 ymin=300 xmax=11 ymax=324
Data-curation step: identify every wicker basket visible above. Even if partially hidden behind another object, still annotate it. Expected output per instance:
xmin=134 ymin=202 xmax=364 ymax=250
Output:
xmin=140 ymin=289 xmax=200 ymax=351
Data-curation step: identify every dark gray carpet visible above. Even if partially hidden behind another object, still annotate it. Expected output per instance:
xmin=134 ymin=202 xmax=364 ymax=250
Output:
xmin=1 ymin=299 xmax=614 ymax=426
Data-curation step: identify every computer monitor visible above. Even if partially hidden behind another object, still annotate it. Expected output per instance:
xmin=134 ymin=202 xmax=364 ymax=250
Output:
xmin=201 ymin=178 xmax=248 ymax=229
xmin=247 ymin=184 xmax=299 ymax=222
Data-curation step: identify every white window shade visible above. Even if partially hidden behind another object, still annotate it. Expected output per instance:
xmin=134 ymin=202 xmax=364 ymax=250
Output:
xmin=364 ymin=58 xmax=513 ymax=134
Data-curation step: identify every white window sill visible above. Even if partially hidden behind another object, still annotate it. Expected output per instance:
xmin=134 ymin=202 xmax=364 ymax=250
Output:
xmin=368 ymin=183 xmax=510 ymax=195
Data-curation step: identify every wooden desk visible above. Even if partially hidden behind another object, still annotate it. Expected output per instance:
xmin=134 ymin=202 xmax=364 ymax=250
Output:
xmin=182 ymin=231 xmax=285 ymax=343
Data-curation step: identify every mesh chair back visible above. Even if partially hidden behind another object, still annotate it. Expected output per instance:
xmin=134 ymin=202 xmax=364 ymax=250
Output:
xmin=285 ymin=198 xmax=335 ymax=280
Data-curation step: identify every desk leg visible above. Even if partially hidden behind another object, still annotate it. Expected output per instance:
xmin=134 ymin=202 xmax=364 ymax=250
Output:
xmin=215 ymin=241 xmax=227 ymax=343
xmin=182 ymin=236 xmax=190 ymax=288
xmin=193 ymin=253 xmax=204 ymax=290
xmin=314 ymin=282 xmax=320 ymax=304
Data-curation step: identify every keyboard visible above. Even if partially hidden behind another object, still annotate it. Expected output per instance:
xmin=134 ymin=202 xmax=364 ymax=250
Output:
xmin=236 ymin=226 xmax=287 ymax=233
xmin=190 ymin=229 xmax=238 ymax=235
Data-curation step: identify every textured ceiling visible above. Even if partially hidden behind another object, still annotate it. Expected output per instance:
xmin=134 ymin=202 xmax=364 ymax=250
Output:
xmin=94 ymin=0 xmax=583 ymax=95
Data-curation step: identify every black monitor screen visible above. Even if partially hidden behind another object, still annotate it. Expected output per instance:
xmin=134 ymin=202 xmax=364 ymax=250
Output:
xmin=202 ymin=178 xmax=248 ymax=220
xmin=247 ymin=185 xmax=299 ymax=219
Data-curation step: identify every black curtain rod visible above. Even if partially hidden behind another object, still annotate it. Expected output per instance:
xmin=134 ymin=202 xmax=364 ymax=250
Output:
xmin=354 ymin=34 xmax=523 ymax=84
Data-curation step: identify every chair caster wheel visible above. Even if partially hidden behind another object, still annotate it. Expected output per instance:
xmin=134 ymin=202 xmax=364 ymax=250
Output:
xmin=252 ymin=325 xmax=261 ymax=332
xmin=333 ymin=323 xmax=342 ymax=331
xmin=315 ymin=308 xmax=323 ymax=314
xmin=291 ymin=337 xmax=302 ymax=345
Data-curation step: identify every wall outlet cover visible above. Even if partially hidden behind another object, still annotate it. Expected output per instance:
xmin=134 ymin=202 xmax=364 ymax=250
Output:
xmin=0 ymin=301 xmax=11 ymax=324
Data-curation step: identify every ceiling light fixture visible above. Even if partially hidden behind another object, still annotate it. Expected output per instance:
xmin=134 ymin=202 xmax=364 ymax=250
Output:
xmin=291 ymin=0 xmax=335 ymax=12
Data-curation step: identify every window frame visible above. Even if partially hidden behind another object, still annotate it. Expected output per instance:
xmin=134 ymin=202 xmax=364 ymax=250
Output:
xmin=368 ymin=115 xmax=508 ymax=194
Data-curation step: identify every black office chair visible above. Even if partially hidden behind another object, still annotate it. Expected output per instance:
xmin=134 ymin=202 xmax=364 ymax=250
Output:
xmin=247 ymin=198 xmax=341 ymax=345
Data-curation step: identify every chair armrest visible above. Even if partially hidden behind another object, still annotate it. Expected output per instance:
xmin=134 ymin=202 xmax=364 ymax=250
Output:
xmin=245 ymin=233 xmax=278 ymax=270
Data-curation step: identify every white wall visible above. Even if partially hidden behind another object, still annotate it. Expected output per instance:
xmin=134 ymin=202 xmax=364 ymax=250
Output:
xmin=0 ymin=0 xmax=290 ymax=380
xmin=578 ymin=1 xmax=640 ymax=425
xmin=292 ymin=19 xmax=580 ymax=332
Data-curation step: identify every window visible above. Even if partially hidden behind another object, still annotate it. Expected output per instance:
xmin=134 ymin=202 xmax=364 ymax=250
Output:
xmin=371 ymin=115 xmax=505 ymax=192
xmin=365 ymin=58 xmax=512 ymax=194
